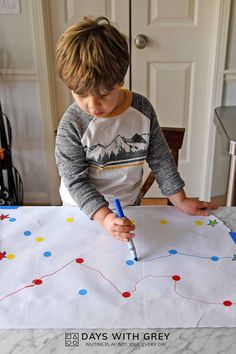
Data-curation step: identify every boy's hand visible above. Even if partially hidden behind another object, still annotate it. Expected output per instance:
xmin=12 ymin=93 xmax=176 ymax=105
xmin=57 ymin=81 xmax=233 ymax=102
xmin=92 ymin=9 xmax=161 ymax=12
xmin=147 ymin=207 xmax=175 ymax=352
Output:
xmin=168 ymin=190 xmax=217 ymax=216
xmin=93 ymin=206 xmax=135 ymax=241
xmin=103 ymin=213 xmax=135 ymax=242
xmin=176 ymin=198 xmax=217 ymax=216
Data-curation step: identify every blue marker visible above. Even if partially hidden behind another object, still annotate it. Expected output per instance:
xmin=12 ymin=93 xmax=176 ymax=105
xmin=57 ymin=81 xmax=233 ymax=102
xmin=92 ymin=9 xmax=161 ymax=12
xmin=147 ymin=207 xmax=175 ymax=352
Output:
xmin=113 ymin=198 xmax=138 ymax=261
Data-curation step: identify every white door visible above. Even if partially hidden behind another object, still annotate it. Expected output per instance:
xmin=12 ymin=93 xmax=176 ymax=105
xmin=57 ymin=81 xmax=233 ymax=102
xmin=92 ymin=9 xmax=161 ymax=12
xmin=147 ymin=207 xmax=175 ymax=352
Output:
xmin=131 ymin=0 xmax=229 ymax=199
xmin=48 ymin=0 xmax=129 ymax=123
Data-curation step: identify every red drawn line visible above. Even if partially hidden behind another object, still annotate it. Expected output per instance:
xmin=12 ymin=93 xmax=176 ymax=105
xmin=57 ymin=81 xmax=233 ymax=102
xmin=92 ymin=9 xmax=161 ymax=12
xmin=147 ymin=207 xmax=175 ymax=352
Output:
xmin=131 ymin=275 xmax=172 ymax=293
xmin=40 ymin=259 xmax=75 ymax=279
xmin=0 ymin=284 xmax=35 ymax=302
xmin=0 ymin=259 xmax=76 ymax=302
xmin=81 ymin=264 xmax=172 ymax=295
xmin=173 ymin=282 xmax=236 ymax=306
xmin=81 ymin=263 xmax=122 ymax=294
xmin=0 ymin=258 xmax=235 ymax=307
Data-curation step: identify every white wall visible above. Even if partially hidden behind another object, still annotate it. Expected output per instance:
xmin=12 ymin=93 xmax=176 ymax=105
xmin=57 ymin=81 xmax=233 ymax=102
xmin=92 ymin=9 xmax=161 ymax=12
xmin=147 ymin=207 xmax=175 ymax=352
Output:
xmin=223 ymin=0 xmax=236 ymax=105
xmin=0 ymin=0 xmax=50 ymax=204
xmin=211 ymin=0 xmax=236 ymax=202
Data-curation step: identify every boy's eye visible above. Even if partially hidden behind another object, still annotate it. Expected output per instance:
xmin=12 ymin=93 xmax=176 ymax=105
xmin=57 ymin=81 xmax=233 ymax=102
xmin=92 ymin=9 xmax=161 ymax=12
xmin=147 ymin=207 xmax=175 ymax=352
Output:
xmin=99 ymin=93 xmax=109 ymax=98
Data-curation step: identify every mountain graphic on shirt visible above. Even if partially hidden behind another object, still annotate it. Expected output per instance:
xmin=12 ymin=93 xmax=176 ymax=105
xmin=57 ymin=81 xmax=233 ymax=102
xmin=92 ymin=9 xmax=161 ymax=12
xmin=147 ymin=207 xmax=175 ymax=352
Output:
xmin=85 ymin=133 xmax=149 ymax=167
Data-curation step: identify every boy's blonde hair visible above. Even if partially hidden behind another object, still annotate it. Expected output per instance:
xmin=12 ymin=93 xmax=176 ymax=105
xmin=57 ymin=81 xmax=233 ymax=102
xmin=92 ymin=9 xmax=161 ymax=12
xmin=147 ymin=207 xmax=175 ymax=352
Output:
xmin=55 ymin=17 xmax=129 ymax=95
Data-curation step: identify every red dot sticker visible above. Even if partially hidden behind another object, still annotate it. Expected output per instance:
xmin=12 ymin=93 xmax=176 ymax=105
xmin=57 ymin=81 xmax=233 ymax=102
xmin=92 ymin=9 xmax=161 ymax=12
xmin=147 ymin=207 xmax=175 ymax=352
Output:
xmin=223 ymin=300 xmax=232 ymax=307
xmin=172 ymin=275 xmax=181 ymax=281
xmin=122 ymin=292 xmax=131 ymax=298
xmin=76 ymin=258 xmax=84 ymax=264
xmin=32 ymin=279 xmax=43 ymax=285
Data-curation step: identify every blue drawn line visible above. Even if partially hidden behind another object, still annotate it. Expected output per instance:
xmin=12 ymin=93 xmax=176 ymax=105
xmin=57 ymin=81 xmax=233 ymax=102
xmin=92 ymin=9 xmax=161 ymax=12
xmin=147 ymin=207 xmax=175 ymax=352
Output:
xmin=140 ymin=254 xmax=172 ymax=263
xmin=137 ymin=249 xmax=234 ymax=263
xmin=177 ymin=252 xmax=210 ymax=260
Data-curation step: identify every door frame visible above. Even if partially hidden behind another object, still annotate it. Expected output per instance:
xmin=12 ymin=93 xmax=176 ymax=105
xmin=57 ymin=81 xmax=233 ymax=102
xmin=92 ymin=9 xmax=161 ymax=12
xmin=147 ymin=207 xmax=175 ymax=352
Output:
xmin=31 ymin=0 xmax=60 ymax=205
xmin=32 ymin=0 xmax=231 ymax=203
xmin=200 ymin=0 xmax=231 ymax=200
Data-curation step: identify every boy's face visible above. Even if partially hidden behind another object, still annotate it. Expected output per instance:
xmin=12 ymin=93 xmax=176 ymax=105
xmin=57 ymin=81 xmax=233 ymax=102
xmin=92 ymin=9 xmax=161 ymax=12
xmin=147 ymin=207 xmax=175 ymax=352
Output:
xmin=71 ymin=83 xmax=124 ymax=118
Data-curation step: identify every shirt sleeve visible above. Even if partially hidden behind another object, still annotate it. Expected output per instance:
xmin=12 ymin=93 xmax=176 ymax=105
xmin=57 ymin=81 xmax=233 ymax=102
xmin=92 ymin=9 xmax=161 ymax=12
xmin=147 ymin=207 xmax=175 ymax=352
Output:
xmin=146 ymin=105 xmax=185 ymax=196
xmin=55 ymin=114 xmax=109 ymax=218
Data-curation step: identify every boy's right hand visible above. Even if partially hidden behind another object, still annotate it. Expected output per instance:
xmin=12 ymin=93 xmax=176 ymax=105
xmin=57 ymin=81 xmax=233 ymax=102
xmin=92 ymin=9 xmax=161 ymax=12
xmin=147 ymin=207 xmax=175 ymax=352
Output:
xmin=103 ymin=213 xmax=135 ymax=242
xmin=93 ymin=206 xmax=135 ymax=241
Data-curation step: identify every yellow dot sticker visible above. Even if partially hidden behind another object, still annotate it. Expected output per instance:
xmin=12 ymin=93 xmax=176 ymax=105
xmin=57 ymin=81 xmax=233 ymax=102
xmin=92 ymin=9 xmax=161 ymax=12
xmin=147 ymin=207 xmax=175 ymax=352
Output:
xmin=195 ymin=220 xmax=203 ymax=226
xmin=66 ymin=217 xmax=74 ymax=223
xmin=130 ymin=218 xmax=135 ymax=225
xmin=7 ymin=254 xmax=15 ymax=260
xmin=36 ymin=237 xmax=45 ymax=242
xmin=160 ymin=219 xmax=168 ymax=225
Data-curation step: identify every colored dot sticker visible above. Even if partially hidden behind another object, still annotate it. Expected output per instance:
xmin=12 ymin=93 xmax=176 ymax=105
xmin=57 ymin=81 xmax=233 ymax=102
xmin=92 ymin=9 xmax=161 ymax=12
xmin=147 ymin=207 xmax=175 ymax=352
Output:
xmin=195 ymin=220 xmax=203 ymax=226
xmin=211 ymin=256 xmax=219 ymax=262
xmin=32 ymin=279 xmax=43 ymax=285
xmin=9 ymin=218 xmax=16 ymax=222
xmin=122 ymin=292 xmax=131 ymax=298
xmin=24 ymin=231 xmax=32 ymax=236
xmin=223 ymin=300 xmax=233 ymax=307
xmin=79 ymin=289 xmax=87 ymax=295
xmin=36 ymin=237 xmax=45 ymax=242
xmin=126 ymin=260 xmax=135 ymax=266
xmin=160 ymin=219 xmax=168 ymax=225
xmin=130 ymin=218 xmax=135 ymax=225
xmin=76 ymin=258 xmax=84 ymax=264
xmin=7 ymin=254 xmax=15 ymax=260
xmin=168 ymin=249 xmax=178 ymax=255
xmin=66 ymin=217 xmax=74 ymax=223
xmin=43 ymin=251 xmax=52 ymax=257
xmin=172 ymin=275 xmax=181 ymax=281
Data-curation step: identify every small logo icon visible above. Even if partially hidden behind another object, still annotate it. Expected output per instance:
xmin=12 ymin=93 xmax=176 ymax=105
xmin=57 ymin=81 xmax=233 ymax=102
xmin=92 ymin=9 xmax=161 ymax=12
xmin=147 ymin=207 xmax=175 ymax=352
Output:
xmin=65 ymin=332 xmax=79 ymax=347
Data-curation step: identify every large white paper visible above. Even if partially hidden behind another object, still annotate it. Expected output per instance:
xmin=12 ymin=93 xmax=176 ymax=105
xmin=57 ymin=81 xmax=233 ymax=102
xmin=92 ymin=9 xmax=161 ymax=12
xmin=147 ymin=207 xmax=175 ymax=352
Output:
xmin=0 ymin=206 xmax=235 ymax=328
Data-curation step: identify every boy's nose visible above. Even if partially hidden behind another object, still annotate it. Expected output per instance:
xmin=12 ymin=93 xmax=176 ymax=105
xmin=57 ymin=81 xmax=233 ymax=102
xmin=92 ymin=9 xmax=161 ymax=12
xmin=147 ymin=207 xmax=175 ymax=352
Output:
xmin=89 ymin=96 xmax=101 ymax=107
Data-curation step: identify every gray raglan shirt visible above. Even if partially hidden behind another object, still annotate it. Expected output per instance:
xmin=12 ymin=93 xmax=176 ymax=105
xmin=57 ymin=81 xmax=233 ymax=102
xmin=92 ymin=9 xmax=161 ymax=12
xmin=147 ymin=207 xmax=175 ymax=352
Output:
xmin=55 ymin=89 xmax=185 ymax=217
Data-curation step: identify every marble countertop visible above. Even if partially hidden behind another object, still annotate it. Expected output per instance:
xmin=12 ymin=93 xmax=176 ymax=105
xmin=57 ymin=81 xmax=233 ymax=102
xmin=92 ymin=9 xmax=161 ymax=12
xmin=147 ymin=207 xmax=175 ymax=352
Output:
xmin=0 ymin=207 xmax=236 ymax=354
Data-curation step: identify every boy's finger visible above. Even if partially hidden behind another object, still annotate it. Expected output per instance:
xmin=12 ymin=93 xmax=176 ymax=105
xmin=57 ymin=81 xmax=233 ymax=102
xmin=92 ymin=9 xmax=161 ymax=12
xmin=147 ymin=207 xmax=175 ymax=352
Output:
xmin=115 ymin=218 xmax=135 ymax=227
xmin=113 ymin=232 xmax=135 ymax=240
xmin=115 ymin=225 xmax=135 ymax=232
xmin=194 ymin=209 xmax=209 ymax=216
xmin=199 ymin=201 xmax=217 ymax=209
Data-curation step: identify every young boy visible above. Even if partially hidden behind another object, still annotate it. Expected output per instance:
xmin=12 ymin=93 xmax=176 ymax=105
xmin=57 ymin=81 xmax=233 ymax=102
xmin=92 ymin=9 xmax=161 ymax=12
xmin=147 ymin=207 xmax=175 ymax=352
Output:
xmin=55 ymin=17 xmax=216 ymax=242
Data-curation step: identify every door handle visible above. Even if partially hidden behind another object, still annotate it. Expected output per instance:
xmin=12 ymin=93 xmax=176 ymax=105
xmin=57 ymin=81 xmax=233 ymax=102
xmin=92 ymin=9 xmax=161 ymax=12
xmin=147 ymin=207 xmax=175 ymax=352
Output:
xmin=134 ymin=34 xmax=148 ymax=49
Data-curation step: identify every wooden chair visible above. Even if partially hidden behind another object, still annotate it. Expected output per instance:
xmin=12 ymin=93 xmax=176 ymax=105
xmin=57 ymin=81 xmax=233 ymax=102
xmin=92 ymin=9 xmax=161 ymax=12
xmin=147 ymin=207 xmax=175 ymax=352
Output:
xmin=141 ymin=127 xmax=185 ymax=205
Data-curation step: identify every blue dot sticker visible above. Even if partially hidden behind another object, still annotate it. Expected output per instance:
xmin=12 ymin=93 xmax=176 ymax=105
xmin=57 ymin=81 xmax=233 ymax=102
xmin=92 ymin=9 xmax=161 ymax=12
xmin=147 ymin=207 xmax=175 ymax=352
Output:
xmin=79 ymin=289 xmax=87 ymax=295
xmin=43 ymin=251 xmax=52 ymax=257
xmin=9 ymin=218 xmax=16 ymax=222
xmin=126 ymin=260 xmax=135 ymax=266
xmin=168 ymin=249 xmax=177 ymax=255
xmin=24 ymin=231 xmax=32 ymax=236
xmin=211 ymin=256 xmax=219 ymax=262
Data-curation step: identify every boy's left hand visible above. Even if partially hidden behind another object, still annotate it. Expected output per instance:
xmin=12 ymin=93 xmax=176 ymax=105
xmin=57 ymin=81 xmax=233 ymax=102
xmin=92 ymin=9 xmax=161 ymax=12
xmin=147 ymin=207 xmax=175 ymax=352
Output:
xmin=176 ymin=198 xmax=217 ymax=216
